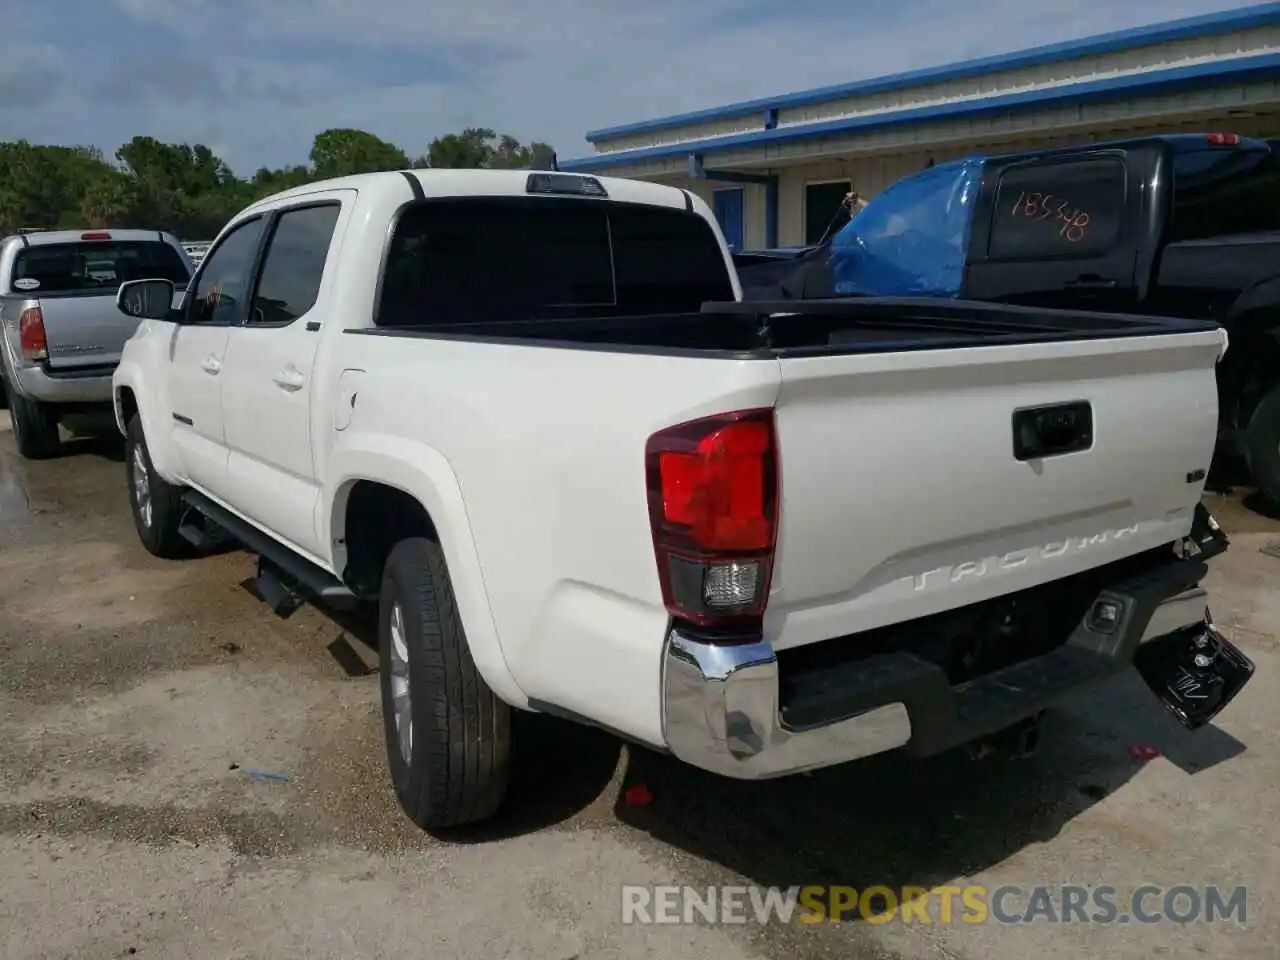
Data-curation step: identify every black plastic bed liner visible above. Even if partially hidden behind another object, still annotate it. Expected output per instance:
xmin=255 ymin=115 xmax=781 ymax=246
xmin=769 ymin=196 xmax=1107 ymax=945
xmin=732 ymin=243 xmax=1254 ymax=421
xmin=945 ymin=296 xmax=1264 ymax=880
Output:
xmin=345 ymin=295 xmax=1222 ymax=359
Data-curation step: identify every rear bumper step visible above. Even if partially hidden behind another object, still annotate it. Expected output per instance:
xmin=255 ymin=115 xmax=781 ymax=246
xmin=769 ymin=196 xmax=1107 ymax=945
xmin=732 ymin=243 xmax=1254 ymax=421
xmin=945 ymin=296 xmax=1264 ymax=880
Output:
xmin=661 ymin=542 xmax=1218 ymax=780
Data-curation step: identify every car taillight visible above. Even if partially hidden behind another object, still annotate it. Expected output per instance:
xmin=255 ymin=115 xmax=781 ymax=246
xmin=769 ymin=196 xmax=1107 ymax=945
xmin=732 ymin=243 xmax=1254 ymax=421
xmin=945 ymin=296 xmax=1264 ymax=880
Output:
xmin=1206 ymin=133 xmax=1241 ymax=146
xmin=19 ymin=306 xmax=47 ymax=363
xmin=645 ymin=408 xmax=779 ymax=629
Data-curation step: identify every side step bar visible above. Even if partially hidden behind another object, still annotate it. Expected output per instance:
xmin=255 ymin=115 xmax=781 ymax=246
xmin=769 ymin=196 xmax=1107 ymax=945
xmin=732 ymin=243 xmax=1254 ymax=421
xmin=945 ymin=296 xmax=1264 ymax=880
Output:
xmin=181 ymin=490 xmax=358 ymax=617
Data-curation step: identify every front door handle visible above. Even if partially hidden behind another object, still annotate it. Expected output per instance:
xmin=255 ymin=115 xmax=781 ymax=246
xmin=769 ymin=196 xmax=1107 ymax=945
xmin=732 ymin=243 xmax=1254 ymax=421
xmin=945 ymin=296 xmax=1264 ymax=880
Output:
xmin=273 ymin=367 xmax=305 ymax=392
xmin=201 ymin=354 xmax=221 ymax=375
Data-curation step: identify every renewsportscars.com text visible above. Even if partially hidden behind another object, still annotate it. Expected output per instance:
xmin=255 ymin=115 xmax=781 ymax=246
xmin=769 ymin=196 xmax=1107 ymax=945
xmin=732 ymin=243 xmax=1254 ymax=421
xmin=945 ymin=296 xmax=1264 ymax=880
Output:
xmin=621 ymin=884 xmax=1248 ymax=925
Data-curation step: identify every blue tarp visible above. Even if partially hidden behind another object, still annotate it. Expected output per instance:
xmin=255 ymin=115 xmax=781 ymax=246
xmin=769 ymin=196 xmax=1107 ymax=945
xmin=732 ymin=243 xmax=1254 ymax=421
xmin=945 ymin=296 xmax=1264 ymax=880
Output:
xmin=827 ymin=157 xmax=984 ymax=298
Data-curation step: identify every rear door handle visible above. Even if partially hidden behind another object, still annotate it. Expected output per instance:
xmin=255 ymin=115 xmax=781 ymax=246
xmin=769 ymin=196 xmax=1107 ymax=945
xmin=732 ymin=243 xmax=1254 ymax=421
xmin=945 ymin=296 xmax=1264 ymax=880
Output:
xmin=273 ymin=367 xmax=305 ymax=392
xmin=201 ymin=355 xmax=221 ymax=375
xmin=1065 ymin=276 xmax=1118 ymax=290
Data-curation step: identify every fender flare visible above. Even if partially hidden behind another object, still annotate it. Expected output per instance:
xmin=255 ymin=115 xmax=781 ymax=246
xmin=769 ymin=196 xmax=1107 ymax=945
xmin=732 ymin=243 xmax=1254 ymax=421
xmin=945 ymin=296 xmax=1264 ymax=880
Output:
xmin=112 ymin=363 xmax=181 ymax=482
xmin=324 ymin=435 xmax=527 ymax=708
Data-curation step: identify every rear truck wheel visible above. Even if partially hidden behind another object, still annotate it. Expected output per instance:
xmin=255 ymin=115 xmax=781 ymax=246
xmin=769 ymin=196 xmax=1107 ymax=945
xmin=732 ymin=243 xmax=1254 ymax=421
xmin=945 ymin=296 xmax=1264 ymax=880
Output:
xmin=125 ymin=414 xmax=189 ymax=559
xmin=378 ymin=536 xmax=512 ymax=830
xmin=8 ymin=390 xmax=61 ymax=459
xmin=1245 ymin=383 xmax=1280 ymax=510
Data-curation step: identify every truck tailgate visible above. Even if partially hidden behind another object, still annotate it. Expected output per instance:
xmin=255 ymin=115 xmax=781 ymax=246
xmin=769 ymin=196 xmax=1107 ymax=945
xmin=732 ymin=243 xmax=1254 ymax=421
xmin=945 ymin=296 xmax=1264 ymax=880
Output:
xmin=768 ymin=328 xmax=1225 ymax=650
xmin=37 ymin=294 xmax=140 ymax=370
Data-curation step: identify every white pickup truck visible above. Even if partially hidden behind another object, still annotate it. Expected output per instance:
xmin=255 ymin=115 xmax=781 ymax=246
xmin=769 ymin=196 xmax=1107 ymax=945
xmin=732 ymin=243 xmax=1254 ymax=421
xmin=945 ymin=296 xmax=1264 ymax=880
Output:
xmin=110 ymin=168 xmax=1251 ymax=831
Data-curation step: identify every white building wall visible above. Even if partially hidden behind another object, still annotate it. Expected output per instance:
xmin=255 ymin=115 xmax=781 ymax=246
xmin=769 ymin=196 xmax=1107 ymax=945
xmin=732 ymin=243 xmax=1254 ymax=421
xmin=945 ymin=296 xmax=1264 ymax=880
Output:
xmin=775 ymin=25 xmax=1280 ymax=131
xmin=778 ymin=153 xmax=942 ymax=247
xmin=598 ymin=88 xmax=1280 ymax=247
xmin=768 ymin=104 xmax=1280 ymax=245
xmin=696 ymin=77 xmax=1280 ymax=170
xmin=589 ymin=25 xmax=1280 ymax=155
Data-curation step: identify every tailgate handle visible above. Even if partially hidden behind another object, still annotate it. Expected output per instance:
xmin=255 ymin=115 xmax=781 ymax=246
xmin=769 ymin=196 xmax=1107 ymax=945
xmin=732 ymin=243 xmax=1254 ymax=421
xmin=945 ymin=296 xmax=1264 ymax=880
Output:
xmin=1012 ymin=401 xmax=1093 ymax=461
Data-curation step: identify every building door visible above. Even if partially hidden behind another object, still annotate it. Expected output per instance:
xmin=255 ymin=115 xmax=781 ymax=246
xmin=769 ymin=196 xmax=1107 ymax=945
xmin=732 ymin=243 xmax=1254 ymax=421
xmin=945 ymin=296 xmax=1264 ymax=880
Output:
xmin=713 ymin=188 xmax=745 ymax=251
xmin=805 ymin=180 xmax=852 ymax=244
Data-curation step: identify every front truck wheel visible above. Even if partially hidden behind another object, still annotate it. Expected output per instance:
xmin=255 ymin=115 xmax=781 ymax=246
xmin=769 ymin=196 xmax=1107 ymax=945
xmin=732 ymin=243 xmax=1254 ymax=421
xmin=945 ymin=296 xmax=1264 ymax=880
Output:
xmin=1246 ymin=383 xmax=1280 ymax=511
xmin=378 ymin=536 xmax=512 ymax=829
xmin=8 ymin=389 xmax=61 ymax=459
xmin=125 ymin=414 xmax=190 ymax=558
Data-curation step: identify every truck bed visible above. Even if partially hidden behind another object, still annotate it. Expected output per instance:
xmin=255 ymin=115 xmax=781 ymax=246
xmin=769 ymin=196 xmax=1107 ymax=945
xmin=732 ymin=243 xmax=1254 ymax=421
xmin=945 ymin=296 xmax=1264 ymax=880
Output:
xmin=347 ymin=297 xmax=1221 ymax=357
xmin=341 ymin=293 xmax=1226 ymax=659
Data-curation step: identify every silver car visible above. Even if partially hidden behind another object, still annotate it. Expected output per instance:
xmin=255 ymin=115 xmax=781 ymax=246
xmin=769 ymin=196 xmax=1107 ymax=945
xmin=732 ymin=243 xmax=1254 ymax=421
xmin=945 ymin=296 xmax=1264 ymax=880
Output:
xmin=0 ymin=228 xmax=193 ymax=458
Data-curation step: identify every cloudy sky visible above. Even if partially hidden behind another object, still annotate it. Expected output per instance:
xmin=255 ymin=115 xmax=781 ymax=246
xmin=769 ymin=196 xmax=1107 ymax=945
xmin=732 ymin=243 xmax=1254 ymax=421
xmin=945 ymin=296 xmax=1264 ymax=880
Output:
xmin=0 ymin=0 xmax=1263 ymax=174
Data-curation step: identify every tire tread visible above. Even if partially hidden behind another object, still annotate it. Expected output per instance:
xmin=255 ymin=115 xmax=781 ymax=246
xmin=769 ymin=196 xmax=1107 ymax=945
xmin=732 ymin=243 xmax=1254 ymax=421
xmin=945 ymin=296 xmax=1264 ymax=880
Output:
xmin=382 ymin=537 xmax=510 ymax=829
xmin=8 ymin=391 xmax=61 ymax=459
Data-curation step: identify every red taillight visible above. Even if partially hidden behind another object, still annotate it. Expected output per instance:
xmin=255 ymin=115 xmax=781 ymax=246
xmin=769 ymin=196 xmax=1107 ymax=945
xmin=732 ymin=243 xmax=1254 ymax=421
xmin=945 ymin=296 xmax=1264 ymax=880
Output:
xmin=1206 ymin=133 xmax=1241 ymax=146
xmin=645 ymin=408 xmax=779 ymax=629
xmin=19 ymin=307 xmax=47 ymax=363
xmin=81 ymin=231 xmax=111 ymax=240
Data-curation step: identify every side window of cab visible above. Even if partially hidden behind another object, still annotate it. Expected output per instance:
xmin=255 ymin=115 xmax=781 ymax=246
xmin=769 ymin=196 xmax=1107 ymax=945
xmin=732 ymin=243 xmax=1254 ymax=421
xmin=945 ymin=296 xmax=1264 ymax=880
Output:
xmin=246 ymin=203 xmax=342 ymax=327
xmin=186 ymin=217 xmax=268 ymax=325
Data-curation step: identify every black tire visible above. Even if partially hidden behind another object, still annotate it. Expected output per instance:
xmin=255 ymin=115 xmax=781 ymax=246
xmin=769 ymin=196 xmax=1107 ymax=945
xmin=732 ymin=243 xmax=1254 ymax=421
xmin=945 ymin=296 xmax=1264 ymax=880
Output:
xmin=125 ymin=414 xmax=190 ymax=559
xmin=8 ymin=390 xmax=61 ymax=459
xmin=1246 ymin=384 xmax=1280 ymax=511
xmin=379 ymin=536 xmax=512 ymax=830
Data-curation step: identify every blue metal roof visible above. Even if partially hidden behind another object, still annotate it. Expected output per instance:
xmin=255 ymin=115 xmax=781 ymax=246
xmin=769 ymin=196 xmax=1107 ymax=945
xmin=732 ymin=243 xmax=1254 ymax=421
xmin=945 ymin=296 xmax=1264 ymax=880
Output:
xmin=582 ymin=2 xmax=1280 ymax=145
xmin=560 ymin=50 xmax=1280 ymax=172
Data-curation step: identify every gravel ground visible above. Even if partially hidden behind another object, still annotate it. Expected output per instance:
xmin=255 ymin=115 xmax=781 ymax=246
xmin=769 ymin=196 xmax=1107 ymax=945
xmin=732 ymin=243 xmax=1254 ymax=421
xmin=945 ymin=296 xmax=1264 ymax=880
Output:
xmin=0 ymin=411 xmax=1276 ymax=959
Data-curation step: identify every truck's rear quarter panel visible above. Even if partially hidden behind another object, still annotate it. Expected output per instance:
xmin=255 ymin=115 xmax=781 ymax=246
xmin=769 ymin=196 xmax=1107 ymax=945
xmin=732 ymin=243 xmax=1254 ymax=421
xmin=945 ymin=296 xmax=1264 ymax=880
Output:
xmin=333 ymin=333 xmax=781 ymax=744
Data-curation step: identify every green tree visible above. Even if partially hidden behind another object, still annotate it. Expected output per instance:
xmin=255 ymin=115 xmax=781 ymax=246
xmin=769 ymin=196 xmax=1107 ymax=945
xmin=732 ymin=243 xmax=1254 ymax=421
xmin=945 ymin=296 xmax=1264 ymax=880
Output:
xmin=309 ymin=128 xmax=409 ymax=179
xmin=79 ymin=173 xmax=140 ymax=228
xmin=485 ymin=135 xmax=558 ymax=170
xmin=528 ymin=142 xmax=557 ymax=170
xmin=0 ymin=125 xmax=557 ymax=239
xmin=426 ymin=127 xmax=497 ymax=168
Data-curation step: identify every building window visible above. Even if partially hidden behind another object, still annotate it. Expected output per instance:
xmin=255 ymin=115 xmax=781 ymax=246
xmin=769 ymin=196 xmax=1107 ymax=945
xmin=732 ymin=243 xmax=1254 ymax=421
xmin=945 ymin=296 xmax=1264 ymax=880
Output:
xmin=805 ymin=180 xmax=851 ymax=245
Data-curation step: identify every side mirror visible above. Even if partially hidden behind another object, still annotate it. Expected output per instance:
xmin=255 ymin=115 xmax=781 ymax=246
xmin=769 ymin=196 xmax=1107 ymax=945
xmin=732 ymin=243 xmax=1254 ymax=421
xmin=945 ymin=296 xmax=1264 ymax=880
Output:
xmin=117 ymin=278 xmax=176 ymax=320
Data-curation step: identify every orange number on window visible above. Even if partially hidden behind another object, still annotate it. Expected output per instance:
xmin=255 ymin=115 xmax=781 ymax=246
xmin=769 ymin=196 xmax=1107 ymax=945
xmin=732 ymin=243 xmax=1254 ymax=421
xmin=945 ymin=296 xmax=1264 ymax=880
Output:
xmin=1062 ymin=212 xmax=1089 ymax=242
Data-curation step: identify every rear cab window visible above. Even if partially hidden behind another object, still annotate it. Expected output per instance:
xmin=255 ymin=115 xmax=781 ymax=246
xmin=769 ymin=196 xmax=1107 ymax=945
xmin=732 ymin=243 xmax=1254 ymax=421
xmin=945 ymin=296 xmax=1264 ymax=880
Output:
xmin=8 ymin=238 xmax=190 ymax=296
xmin=987 ymin=158 xmax=1128 ymax=259
xmin=376 ymin=198 xmax=734 ymax=327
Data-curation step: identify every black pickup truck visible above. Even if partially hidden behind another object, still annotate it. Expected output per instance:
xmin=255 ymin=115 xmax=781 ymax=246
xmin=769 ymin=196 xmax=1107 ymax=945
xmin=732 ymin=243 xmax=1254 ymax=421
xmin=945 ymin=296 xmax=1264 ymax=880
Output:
xmin=747 ymin=134 xmax=1280 ymax=503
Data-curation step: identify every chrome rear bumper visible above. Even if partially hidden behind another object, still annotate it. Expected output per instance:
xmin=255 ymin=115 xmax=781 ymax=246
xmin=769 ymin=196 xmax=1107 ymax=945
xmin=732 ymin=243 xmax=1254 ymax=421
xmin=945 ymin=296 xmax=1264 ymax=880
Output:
xmin=661 ymin=579 xmax=1211 ymax=781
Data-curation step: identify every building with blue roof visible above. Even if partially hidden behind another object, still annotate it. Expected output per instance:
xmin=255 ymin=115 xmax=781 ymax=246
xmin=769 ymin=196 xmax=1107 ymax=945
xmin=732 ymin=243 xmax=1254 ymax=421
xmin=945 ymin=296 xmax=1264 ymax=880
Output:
xmin=558 ymin=3 xmax=1280 ymax=250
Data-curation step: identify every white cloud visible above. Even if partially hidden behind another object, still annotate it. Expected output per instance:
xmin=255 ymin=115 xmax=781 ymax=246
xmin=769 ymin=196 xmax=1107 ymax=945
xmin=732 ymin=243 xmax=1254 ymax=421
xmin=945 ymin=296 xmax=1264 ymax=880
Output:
xmin=0 ymin=0 xmax=1263 ymax=169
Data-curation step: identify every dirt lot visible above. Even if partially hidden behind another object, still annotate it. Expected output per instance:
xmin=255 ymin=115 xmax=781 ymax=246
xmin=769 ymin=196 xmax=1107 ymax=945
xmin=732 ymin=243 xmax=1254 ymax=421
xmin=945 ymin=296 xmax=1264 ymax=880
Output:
xmin=1 ymin=412 xmax=1277 ymax=960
